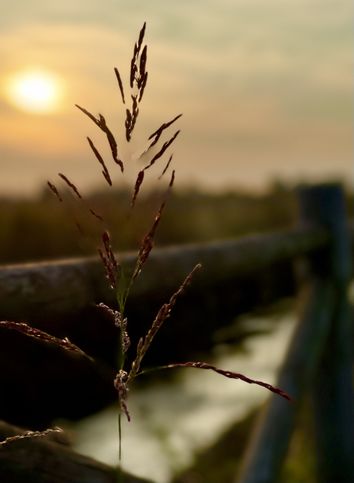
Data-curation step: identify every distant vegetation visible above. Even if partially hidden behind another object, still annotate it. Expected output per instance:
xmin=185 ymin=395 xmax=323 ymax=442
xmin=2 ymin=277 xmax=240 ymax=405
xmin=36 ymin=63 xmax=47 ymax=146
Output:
xmin=0 ymin=182 xmax=351 ymax=265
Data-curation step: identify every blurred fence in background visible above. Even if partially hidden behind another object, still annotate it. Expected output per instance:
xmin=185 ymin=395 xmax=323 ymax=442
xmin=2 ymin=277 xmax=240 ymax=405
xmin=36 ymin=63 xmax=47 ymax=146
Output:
xmin=0 ymin=183 xmax=353 ymax=483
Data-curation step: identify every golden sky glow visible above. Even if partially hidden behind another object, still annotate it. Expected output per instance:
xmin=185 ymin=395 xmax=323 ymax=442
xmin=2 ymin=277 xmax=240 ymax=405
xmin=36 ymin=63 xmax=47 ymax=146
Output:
xmin=5 ymin=70 xmax=63 ymax=114
xmin=0 ymin=1 xmax=352 ymax=196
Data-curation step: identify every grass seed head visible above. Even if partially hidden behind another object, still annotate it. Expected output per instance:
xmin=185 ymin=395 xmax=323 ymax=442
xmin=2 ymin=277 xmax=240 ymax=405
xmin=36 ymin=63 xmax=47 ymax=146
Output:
xmin=114 ymin=67 xmax=126 ymax=104
xmin=0 ymin=321 xmax=93 ymax=361
xmin=0 ymin=427 xmax=63 ymax=448
xmin=47 ymin=181 xmax=63 ymax=202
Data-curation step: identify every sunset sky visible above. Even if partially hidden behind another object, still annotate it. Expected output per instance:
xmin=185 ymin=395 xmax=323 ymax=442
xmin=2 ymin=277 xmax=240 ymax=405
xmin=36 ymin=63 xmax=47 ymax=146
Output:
xmin=0 ymin=0 xmax=352 ymax=197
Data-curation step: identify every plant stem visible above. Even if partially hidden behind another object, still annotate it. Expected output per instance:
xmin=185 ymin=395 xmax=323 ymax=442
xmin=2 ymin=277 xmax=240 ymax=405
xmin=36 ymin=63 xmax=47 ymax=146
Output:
xmin=117 ymin=412 xmax=123 ymax=483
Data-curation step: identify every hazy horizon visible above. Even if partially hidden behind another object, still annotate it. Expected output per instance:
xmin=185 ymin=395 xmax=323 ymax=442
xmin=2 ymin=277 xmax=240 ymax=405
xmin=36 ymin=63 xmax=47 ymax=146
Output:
xmin=0 ymin=1 xmax=352 ymax=197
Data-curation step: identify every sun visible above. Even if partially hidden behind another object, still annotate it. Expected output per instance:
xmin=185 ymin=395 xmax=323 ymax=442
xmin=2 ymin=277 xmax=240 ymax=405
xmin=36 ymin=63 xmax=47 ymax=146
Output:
xmin=5 ymin=70 xmax=63 ymax=114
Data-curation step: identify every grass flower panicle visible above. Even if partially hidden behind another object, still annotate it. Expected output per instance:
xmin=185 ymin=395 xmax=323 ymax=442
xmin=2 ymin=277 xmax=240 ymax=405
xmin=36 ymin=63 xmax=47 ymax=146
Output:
xmin=98 ymin=230 xmax=120 ymax=290
xmin=0 ymin=23 xmax=290 ymax=481
xmin=0 ymin=321 xmax=93 ymax=362
xmin=0 ymin=427 xmax=63 ymax=448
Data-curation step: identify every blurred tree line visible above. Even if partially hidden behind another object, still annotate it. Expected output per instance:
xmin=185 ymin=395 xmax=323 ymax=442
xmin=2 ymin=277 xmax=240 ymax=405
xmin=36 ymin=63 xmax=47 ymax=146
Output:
xmin=0 ymin=181 xmax=351 ymax=265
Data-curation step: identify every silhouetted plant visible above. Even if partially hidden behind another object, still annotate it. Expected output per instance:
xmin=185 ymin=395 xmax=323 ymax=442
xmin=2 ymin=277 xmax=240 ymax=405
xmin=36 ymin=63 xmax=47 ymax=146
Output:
xmin=0 ymin=23 xmax=289 ymax=482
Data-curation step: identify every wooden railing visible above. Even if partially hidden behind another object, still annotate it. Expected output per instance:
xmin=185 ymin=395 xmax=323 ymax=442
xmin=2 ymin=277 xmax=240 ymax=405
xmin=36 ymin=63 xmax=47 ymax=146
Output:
xmin=0 ymin=224 xmax=329 ymax=318
xmin=237 ymin=184 xmax=354 ymax=483
xmin=0 ymin=183 xmax=353 ymax=483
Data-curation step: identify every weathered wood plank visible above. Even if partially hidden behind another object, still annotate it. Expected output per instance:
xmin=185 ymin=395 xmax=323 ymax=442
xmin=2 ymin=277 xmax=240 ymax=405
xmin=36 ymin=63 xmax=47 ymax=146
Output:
xmin=0 ymin=226 xmax=329 ymax=321
xmin=0 ymin=420 xmax=154 ymax=483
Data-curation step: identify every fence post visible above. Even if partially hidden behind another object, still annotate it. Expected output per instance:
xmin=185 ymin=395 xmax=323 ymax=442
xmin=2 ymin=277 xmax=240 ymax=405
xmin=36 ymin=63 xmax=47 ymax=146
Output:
xmin=236 ymin=284 xmax=335 ymax=483
xmin=300 ymin=184 xmax=354 ymax=482
xmin=236 ymin=182 xmax=351 ymax=483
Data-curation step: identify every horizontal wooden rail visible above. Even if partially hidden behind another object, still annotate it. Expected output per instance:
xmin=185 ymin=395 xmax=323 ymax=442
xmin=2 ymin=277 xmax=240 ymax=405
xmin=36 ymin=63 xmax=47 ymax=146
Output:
xmin=0 ymin=225 xmax=330 ymax=321
xmin=0 ymin=421 xmax=152 ymax=483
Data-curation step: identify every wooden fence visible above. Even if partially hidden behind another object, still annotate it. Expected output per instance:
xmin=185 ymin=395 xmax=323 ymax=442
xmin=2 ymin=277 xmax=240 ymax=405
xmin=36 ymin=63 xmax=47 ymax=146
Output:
xmin=237 ymin=184 xmax=354 ymax=483
xmin=0 ymin=183 xmax=353 ymax=483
